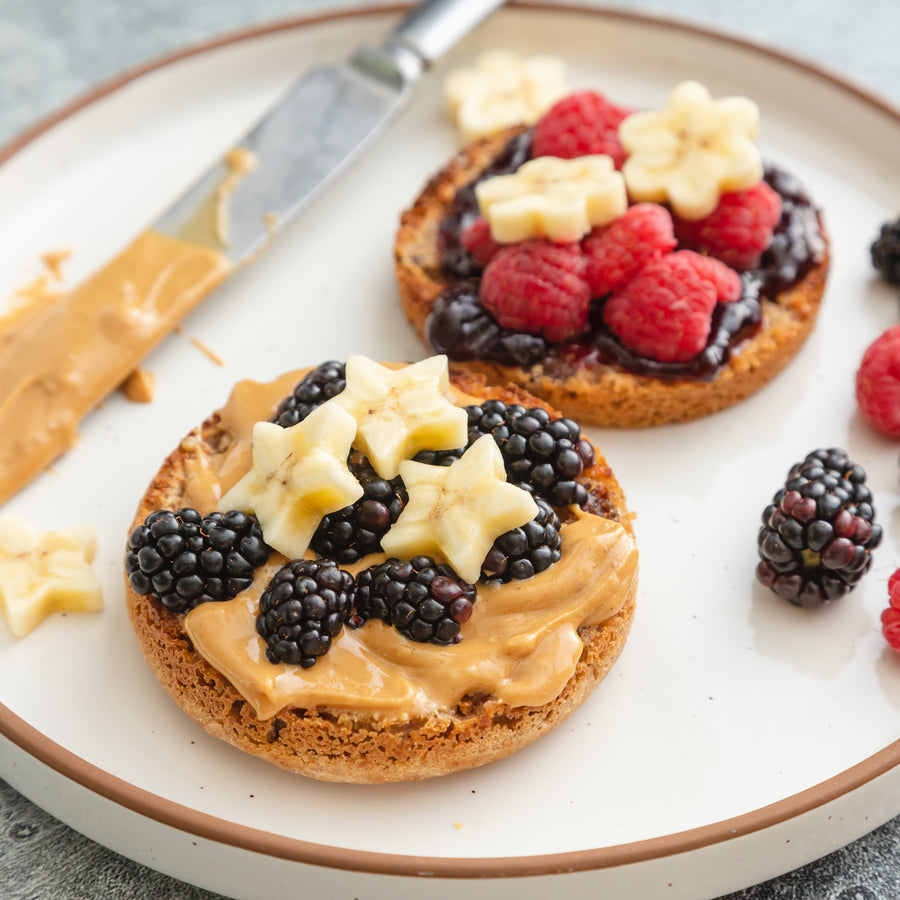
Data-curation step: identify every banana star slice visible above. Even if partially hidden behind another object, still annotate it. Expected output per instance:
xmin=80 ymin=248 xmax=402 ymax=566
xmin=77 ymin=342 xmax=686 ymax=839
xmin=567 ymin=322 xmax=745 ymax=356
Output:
xmin=381 ymin=435 xmax=539 ymax=584
xmin=219 ymin=402 xmax=363 ymax=559
xmin=0 ymin=517 xmax=103 ymax=638
xmin=475 ymin=155 xmax=628 ymax=244
xmin=331 ymin=355 xmax=468 ymax=480
xmin=444 ymin=50 xmax=570 ymax=142
xmin=619 ymin=80 xmax=763 ymax=221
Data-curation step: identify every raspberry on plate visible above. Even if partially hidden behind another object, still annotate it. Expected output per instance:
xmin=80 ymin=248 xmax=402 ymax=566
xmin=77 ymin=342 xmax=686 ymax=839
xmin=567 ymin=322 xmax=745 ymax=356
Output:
xmin=532 ymin=90 xmax=633 ymax=168
xmin=673 ymin=180 xmax=782 ymax=271
xmin=581 ymin=203 xmax=676 ymax=297
xmin=602 ymin=250 xmax=718 ymax=362
xmin=480 ymin=239 xmax=591 ymax=342
xmin=856 ymin=324 xmax=900 ymax=437
xmin=883 ymin=569 xmax=900 ymax=651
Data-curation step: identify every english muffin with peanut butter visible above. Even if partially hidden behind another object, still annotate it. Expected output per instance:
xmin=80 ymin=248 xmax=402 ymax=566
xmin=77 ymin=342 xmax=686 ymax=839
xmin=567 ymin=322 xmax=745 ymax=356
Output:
xmin=124 ymin=354 xmax=637 ymax=783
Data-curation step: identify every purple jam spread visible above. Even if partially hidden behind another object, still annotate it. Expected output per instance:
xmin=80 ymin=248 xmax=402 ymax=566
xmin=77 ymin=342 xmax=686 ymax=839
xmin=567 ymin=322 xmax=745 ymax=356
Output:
xmin=428 ymin=130 xmax=826 ymax=382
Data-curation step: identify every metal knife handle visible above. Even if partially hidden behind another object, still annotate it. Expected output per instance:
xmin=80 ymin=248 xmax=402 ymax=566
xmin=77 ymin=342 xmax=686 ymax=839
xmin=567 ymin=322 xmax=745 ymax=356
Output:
xmin=385 ymin=0 xmax=506 ymax=67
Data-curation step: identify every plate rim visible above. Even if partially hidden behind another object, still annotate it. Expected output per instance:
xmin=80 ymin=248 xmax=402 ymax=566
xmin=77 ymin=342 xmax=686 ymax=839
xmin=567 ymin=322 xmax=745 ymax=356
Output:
xmin=1 ymin=0 xmax=900 ymax=880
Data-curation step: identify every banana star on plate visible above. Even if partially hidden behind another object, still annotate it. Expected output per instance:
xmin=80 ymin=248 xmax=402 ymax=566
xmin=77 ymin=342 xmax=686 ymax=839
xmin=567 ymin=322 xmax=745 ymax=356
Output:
xmin=444 ymin=50 xmax=570 ymax=143
xmin=219 ymin=401 xmax=363 ymax=559
xmin=619 ymin=79 xmax=762 ymax=220
xmin=475 ymin=154 xmax=628 ymax=243
xmin=332 ymin=355 xmax=468 ymax=480
xmin=381 ymin=435 xmax=539 ymax=584
xmin=0 ymin=517 xmax=103 ymax=638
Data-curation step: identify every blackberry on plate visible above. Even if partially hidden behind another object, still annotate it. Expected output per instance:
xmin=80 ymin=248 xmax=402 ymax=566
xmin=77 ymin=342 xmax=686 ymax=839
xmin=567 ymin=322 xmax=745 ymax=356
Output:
xmin=756 ymin=448 xmax=882 ymax=608
xmin=310 ymin=451 xmax=408 ymax=564
xmin=355 ymin=556 xmax=476 ymax=645
xmin=482 ymin=494 xmax=562 ymax=583
xmin=126 ymin=508 xmax=271 ymax=613
xmin=871 ymin=217 xmax=900 ymax=286
xmin=256 ymin=559 xmax=355 ymax=667
xmin=271 ymin=360 xmax=346 ymax=427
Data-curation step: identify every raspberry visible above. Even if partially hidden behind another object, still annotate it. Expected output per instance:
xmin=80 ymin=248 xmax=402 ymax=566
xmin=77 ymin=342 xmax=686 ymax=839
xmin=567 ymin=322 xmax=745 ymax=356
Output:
xmin=882 ymin=607 xmax=900 ymax=651
xmin=581 ymin=203 xmax=677 ymax=297
xmin=532 ymin=91 xmax=633 ymax=168
xmin=690 ymin=254 xmax=743 ymax=302
xmin=480 ymin=240 xmax=591 ymax=342
xmin=602 ymin=251 xmax=718 ymax=362
xmin=673 ymin=180 xmax=782 ymax=271
xmin=883 ymin=569 xmax=900 ymax=650
xmin=460 ymin=216 xmax=503 ymax=267
xmin=856 ymin=324 xmax=900 ymax=436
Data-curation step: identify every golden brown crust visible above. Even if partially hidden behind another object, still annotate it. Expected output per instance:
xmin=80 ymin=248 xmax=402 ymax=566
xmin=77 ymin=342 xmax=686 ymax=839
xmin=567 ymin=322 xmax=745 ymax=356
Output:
xmin=394 ymin=127 xmax=829 ymax=428
xmin=125 ymin=372 xmax=636 ymax=783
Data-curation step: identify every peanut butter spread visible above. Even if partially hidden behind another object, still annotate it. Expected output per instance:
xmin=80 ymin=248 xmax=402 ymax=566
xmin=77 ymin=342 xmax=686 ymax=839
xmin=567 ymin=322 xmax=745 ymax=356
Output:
xmin=0 ymin=231 xmax=230 ymax=505
xmin=180 ymin=373 xmax=638 ymax=722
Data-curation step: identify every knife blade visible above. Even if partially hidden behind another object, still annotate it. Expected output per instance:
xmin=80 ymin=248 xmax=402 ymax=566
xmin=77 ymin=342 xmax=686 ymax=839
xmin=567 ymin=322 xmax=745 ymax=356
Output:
xmin=0 ymin=0 xmax=506 ymax=506
xmin=157 ymin=0 xmax=505 ymax=260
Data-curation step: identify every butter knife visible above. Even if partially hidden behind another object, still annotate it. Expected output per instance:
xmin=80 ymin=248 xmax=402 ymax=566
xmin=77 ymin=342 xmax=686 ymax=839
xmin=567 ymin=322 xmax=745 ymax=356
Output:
xmin=0 ymin=0 xmax=505 ymax=505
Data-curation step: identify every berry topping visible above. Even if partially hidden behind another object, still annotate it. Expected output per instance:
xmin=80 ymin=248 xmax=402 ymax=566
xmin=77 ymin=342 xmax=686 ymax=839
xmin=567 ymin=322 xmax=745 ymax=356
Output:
xmin=256 ymin=559 xmax=355 ymax=667
xmin=480 ymin=240 xmax=591 ymax=342
xmin=482 ymin=494 xmax=562 ymax=583
xmin=355 ymin=556 xmax=476 ymax=645
xmin=272 ymin=360 xmax=346 ymax=427
xmin=871 ymin=217 xmax=900 ymax=285
xmin=126 ymin=508 xmax=271 ymax=613
xmin=310 ymin=451 xmax=408 ymax=563
xmin=881 ymin=568 xmax=900 ymax=651
xmin=460 ymin=216 xmax=504 ymax=268
xmin=756 ymin=448 xmax=882 ymax=608
xmin=581 ymin=203 xmax=677 ymax=297
xmin=856 ymin=324 xmax=900 ymax=437
xmin=532 ymin=90 xmax=632 ymax=168
xmin=425 ymin=283 xmax=549 ymax=368
xmin=603 ymin=250 xmax=718 ymax=362
xmin=673 ymin=180 xmax=783 ymax=271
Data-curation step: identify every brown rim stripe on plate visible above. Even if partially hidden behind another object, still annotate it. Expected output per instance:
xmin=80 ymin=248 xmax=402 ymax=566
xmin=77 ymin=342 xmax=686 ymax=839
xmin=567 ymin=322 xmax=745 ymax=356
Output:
xmin=1 ymin=0 xmax=900 ymax=880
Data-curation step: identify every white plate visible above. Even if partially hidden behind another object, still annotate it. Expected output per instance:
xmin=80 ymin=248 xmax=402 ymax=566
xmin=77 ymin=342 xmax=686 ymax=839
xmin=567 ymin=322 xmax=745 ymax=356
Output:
xmin=2 ymin=5 xmax=900 ymax=899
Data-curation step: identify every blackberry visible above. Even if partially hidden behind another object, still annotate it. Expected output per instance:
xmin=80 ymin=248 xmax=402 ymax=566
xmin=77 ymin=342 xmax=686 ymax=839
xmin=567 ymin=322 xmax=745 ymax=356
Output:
xmin=756 ymin=448 xmax=882 ymax=608
xmin=414 ymin=400 xmax=596 ymax=507
xmin=256 ymin=559 xmax=355 ymax=667
xmin=125 ymin=508 xmax=271 ymax=613
xmin=482 ymin=495 xmax=562 ymax=583
xmin=355 ymin=556 xmax=476 ymax=645
xmin=271 ymin=360 xmax=346 ymax=427
xmin=310 ymin=451 xmax=407 ymax=563
xmin=473 ymin=402 xmax=595 ymax=506
xmin=871 ymin=217 xmax=900 ymax=286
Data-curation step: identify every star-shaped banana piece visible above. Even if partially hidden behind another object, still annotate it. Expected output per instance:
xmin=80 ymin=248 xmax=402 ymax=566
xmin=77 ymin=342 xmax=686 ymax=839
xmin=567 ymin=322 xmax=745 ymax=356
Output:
xmin=444 ymin=50 xmax=570 ymax=142
xmin=619 ymin=80 xmax=763 ymax=221
xmin=381 ymin=435 xmax=539 ymax=583
xmin=475 ymin=155 xmax=627 ymax=243
xmin=331 ymin=355 xmax=468 ymax=480
xmin=219 ymin=402 xmax=362 ymax=559
xmin=0 ymin=517 xmax=103 ymax=638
